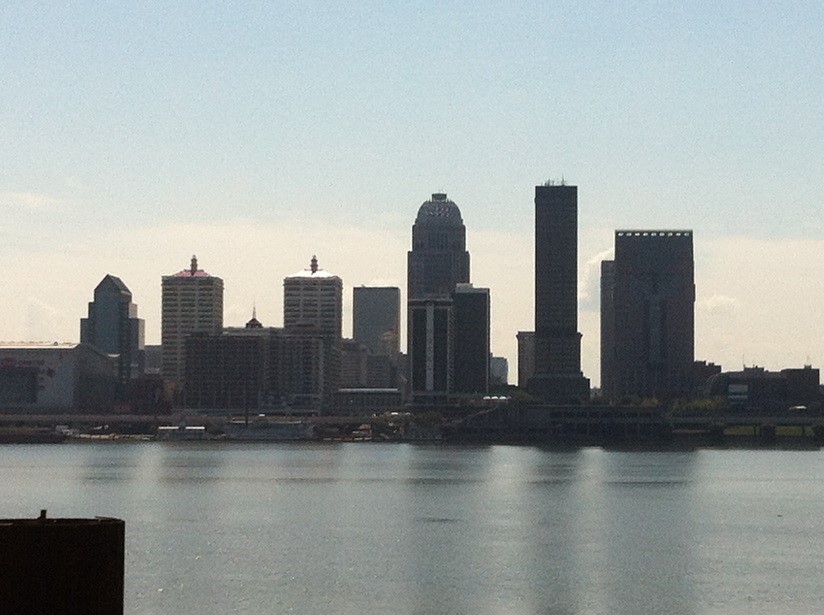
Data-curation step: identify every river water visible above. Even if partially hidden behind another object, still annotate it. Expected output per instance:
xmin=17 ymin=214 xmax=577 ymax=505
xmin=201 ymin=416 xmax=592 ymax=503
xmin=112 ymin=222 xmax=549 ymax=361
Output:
xmin=2 ymin=442 xmax=823 ymax=614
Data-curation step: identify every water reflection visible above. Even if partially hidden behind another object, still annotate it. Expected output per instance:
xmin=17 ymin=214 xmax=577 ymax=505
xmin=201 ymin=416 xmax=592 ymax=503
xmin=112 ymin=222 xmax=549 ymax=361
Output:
xmin=3 ymin=443 xmax=824 ymax=613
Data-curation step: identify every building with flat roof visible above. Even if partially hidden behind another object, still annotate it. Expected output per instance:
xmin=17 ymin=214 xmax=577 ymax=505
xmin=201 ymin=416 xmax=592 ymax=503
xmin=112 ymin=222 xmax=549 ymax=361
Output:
xmin=353 ymin=286 xmax=400 ymax=355
xmin=453 ymin=283 xmax=490 ymax=395
xmin=0 ymin=343 xmax=116 ymax=413
xmin=161 ymin=256 xmax=223 ymax=384
xmin=602 ymin=230 xmax=695 ymax=402
xmin=528 ymin=182 xmax=590 ymax=402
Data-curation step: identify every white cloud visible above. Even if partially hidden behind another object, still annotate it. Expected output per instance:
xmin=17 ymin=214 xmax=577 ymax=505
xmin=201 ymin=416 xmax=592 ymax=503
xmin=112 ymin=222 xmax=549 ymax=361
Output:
xmin=0 ymin=191 xmax=62 ymax=210
xmin=579 ymin=248 xmax=613 ymax=311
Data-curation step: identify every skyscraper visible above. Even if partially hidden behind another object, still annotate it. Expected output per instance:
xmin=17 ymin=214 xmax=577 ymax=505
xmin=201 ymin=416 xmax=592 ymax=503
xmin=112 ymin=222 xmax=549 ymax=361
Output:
xmin=161 ymin=256 xmax=224 ymax=383
xmin=453 ymin=283 xmax=490 ymax=395
xmin=407 ymin=193 xmax=469 ymax=300
xmin=283 ymin=256 xmax=343 ymax=339
xmin=602 ymin=230 xmax=695 ymax=402
xmin=528 ymin=182 xmax=590 ymax=402
xmin=599 ymin=260 xmax=616 ymax=399
xmin=353 ymin=286 xmax=400 ymax=355
xmin=80 ymin=274 xmax=145 ymax=395
xmin=408 ymin=296 xmax=454 ymax=402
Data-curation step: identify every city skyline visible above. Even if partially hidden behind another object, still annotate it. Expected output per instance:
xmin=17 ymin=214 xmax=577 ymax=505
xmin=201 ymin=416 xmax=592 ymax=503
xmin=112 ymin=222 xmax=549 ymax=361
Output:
xmin=2 ymin=3 xmax=823 ymax=385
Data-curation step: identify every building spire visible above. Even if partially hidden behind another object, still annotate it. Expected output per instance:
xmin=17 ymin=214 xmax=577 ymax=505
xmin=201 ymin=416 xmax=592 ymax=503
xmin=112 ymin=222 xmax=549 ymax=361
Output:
xmin=190 ymin=255 xmax=198 ymax=276
xmin=310 ymin=255 xmax=318 ymax=274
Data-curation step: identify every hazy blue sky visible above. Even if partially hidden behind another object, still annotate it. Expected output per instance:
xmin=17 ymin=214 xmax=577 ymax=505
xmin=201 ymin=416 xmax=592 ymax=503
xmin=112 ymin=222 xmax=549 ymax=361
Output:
xmin=2 ymin=1 xmax=823 ymax=384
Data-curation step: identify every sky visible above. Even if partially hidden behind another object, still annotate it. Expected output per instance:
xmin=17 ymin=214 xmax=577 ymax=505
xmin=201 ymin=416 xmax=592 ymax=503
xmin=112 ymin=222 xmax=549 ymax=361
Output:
xmin=2 ymin=1 xmax=823 ymax=386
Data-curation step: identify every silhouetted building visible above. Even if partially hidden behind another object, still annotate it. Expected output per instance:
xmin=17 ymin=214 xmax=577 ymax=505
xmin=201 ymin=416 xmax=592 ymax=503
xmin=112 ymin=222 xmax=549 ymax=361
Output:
xmin=407 ymin=193 xmax=470 ymax=299
xmin=184 ymin=313 xmax=339 ymax=413
xmin=408 ymin=297 xmax=453 ymax=403
xmin=161 ymin=256 xmax=223 ymax=383
xmin=599 ymin=260 xmax=616 ymax=398
xmin=339 ymin=338 xmax=368 ymax=388
xmin=489 ymin=356 xmax=509 ymax=386
xmin=0 ymin=343 xmax=116 ymax=413
xmin=692 ymin=360 xmax=722 ymax=398
xmin=353 ymin=286 xmax=400 ymax=355
xmin=453 ymin=283 xmax=490 ymax=395
xmin=184 ymin=332 xmax=268 ymax=410
xmin=80 ymin=275 xmax=145 ymax=396
xmin=284 ymin=256 xmax=343 ymax=339
xmin=603 ymin=230 xmax=695 ymax=402
xmin=517 ymin=331 xmax=535 ymax=388
xmin=707 ymin=365 xmax=821 ymax=412
xmin=528 ymin=183 xmax=590 ymax=402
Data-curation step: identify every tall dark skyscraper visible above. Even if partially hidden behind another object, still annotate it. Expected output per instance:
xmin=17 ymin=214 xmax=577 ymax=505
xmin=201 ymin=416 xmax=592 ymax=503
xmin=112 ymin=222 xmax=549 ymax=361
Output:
xmin=600 ymin=260 xmax=616 ymax=399
xmin=602 ymin=230 xmax=695 ymax=402
xmin=453 ymin=283 xmax=490 ymax=395
xmin=80 ymin=275 xmax=145 ymax=396
xmin=527 ymin=183 xmax=590 ymax=403
xmin=407 ymin=193 xmax=470 ymax=300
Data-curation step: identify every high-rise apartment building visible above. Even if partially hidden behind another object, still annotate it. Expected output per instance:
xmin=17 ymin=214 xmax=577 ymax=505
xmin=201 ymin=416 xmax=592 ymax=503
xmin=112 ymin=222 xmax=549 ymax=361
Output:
xmin=602 ymin=230 xmax=695 ymax=402
xmin=407 ymin=193 xmax=470 ymax=300
xmin=161 ymin=256 xmax=223 ymax=383
xmin=353 ymin=286 xmax=400 ymax=355
xmin=284 ymin=256 xmax=342 ymax=339
xmin=453 ymin=283 xmax=490 ymax=395
xmin=528 ymin=182 xmax=590 ymax=402
xmin=80 ymin=275 xmax=145 ymax=395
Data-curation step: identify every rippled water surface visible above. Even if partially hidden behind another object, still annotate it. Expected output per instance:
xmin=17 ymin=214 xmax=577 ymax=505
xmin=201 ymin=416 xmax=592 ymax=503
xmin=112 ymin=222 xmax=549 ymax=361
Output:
xmin=2 ymin=442 xmax=824 ymax=614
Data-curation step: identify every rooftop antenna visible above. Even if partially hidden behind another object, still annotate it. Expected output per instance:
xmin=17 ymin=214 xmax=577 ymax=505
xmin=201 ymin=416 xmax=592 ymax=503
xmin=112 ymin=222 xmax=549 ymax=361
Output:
xmin=190 ymin=255 xmax=198 ymax=276
xmin=310 ymin=255 xmax=318 ymax=274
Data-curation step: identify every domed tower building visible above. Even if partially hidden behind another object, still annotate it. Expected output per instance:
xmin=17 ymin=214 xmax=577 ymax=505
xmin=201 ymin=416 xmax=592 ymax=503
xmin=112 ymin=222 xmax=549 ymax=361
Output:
xmin=407 ymin=193 xmax=470 ymax=299
xmin=407 ymin=194 xmax=481 ymax=404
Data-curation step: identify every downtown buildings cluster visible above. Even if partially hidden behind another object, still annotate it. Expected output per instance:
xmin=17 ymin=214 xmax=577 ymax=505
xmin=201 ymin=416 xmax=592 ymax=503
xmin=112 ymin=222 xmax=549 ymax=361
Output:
xmin=0 ymin=183 xmax=820 ymax=418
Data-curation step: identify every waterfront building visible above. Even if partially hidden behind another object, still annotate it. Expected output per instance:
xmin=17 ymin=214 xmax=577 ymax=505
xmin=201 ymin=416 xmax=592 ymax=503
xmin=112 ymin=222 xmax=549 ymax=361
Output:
xmin=707 ymin=365 xmax=821 ymax=412
xmin=185 ymin=313 xmax=338 ymax=412
xmin=407 ymin=193 xmax=470 ymax=300
xmin=0 ymin=343 xmax=116 ymax=413
xmin=407 ymin=297 xmax=454 ymax=403
xmin=353 ymin=286 xmax=400 ymax=355
xmin=527 ymin=182 xmax=590 ymax=402
xmin=599 ymin=260 xmax=616 ymax=399
xmin=453 ymin=283 xmax=490 ymax=395
xmin=161 ymin=256 xmax=223 ymax=384
xmin=517 ymin=331 xmax=535 ymax=388
xmin=80 ymin=274 xmax=145 ymax=395
xmin=284 ymin=256 xmax=342 ymax=339
xmin=602 ymin=230 xmax=695 ymax=402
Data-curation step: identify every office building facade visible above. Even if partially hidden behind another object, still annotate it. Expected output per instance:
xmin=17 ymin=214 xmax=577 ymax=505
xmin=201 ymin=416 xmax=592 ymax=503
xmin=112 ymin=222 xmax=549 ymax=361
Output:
xmin=528 ymin=183 xmax=590 ymax=402
xmin=80 ymin=274 xmax=145 ymax=395
xmin=284 ymin=256 xmax=343 ymax=339
xmin=353 ymin=286 xmax=400 ymax=356
xmin=408 ymin=297 xmax=454 ymax=403
xmin=407 ymin=193 xmax=470 ymax=299
xmin=161 ymin=256 xmax=224 ymax=383
xmin=603 ymin=230 xmax=695 ymax=402
xmin=452 ymin=283 xmax=490 ymax=395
